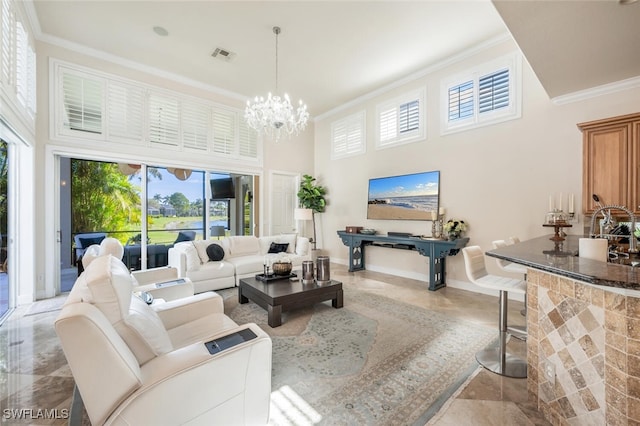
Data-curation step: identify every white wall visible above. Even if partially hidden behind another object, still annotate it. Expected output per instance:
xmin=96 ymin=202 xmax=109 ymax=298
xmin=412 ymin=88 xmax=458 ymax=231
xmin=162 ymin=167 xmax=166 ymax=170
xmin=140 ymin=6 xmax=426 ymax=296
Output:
xmin=314 ymin=38 xmax=640 ymax=293
xmin=32 ymin=41 xmax=315 ymax=300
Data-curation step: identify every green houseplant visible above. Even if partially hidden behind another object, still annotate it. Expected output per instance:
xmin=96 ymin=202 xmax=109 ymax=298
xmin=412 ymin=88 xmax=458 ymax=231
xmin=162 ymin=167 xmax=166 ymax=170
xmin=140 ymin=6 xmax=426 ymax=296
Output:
xmin=296 ymin=174 xmax=327 ymax=249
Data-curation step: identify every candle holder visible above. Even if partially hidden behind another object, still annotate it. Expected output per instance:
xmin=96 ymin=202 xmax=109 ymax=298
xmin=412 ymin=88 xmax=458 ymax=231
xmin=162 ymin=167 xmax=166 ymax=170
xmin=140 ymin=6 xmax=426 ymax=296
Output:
xmin=543 ymin=210 xmax=572 ymax=242
xmin=431 ymin=214 xmax=445 ymax=239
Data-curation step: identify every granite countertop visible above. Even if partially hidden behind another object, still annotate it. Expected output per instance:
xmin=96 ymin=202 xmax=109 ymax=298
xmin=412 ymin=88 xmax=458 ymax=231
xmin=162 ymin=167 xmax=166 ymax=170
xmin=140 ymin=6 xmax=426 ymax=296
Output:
xmin=486 ymin=235 xmax=640 ymax=291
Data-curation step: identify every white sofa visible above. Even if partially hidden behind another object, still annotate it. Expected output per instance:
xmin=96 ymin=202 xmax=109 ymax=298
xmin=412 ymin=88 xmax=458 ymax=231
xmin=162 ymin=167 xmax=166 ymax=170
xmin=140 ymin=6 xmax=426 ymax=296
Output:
xmin=55 ymin=254 xmax=272 ymax=425
xmin=168 ymin=234 xmax=311 ymax=292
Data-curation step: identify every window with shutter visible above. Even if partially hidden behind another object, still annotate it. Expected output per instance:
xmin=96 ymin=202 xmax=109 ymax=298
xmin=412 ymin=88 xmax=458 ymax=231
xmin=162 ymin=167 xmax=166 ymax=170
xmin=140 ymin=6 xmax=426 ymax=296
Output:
xmin=14 ymin=19 xmax=25 ymax=106
xmin=238 ymin=119 xmax=258 ymax=159
xmin=331 ymin=110 xmax=365 ymax=159
xmin=26 ymin=41 xmax=35 ymax=116
xmin=62 ymin=71 xmax=103 ymax=134
xmin=108 ymin=82 xmax=144 ymax=142
xmin=375 ymin=88 xmax=425 ymax=149
xmin=148 ymin=94 xmax=179 ymax=147
xmin=1 ymin=0 xmax=14 ymax=87
xmin=182 ymin=100 xmax=210 ymax=151
xmin=212 ymin=109 xmax=235 ymax=155
xmin=441 ymin=53 xmax=521 ymax=135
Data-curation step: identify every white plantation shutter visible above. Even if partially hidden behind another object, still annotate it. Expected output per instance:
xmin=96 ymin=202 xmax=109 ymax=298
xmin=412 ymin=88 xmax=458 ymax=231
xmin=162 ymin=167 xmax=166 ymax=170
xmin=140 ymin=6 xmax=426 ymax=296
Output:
xmin=448 ymin=80 xmax=473 ymax=121
xmin=332 ymin=111 xmax=365 ymax=159
xmin=238 ymin=118 xmax=258 ymax=158
xmin=212 ymin=109 xmax=235 ymax=155
xmin=441 ymin=53 xmax=520 ymax=135
xmin=62 ymin=71 xmax=103 ymax=134
xmin=376 ymin=88 xmax=424 ymax=149
xmin=378 ymin=106 xmax=397 ymax=144
xmin=1 ymin=0 xmax=14 ymax=86
xmin=182 ymin=100 xmax=210 ymax=151
xmin=14 ymin=19 xmax=25 ymax=106
xmin=26 ymin=41 xmax=35 ymax=116
xmin=399 ymin=100 xmax=419 ymax=134
xmin=479 ymin=69 xmax=509 ymax=114
xmin=148 ymin=93 xmax=179 ymax=147
xmin=108 ymin=82 xmax=144 ymax=141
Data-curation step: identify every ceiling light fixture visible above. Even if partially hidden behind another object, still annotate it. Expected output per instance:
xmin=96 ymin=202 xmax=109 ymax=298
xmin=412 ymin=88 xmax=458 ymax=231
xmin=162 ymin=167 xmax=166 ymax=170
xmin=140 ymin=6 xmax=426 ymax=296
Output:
xmin=245 ymin=26 xmax=309 ymax=142
xmin=153 ymin=26 xmax=169 ymax=37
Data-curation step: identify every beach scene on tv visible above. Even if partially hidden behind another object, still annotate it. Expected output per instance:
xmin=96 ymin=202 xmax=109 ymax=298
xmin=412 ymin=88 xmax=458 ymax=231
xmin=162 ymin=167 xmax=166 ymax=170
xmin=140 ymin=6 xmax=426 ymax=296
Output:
xmin=367 ymin=171 xmax=439 ymax=220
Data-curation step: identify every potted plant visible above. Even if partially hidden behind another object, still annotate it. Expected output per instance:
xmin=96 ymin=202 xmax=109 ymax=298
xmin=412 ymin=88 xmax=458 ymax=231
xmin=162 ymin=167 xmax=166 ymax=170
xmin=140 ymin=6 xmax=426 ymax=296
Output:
xmin=296 ymin=174 xmax=327 ymax=249
xmin=443 ymin=219 xmax=467 ymax=240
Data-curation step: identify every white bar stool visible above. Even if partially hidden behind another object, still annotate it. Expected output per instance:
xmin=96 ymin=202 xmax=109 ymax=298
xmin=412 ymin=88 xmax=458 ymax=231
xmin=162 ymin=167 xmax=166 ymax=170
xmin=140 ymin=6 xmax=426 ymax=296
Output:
xmin=462 ymin=245 xmax=527 ymax=378
xmin=493 ymin=239 xmax=529 ymax=324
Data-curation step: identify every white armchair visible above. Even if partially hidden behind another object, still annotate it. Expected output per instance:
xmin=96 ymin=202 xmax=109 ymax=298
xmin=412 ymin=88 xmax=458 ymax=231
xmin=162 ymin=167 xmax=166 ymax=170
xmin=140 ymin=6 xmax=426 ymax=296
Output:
xmin=55 ymin=255 xmax=272 ymax=425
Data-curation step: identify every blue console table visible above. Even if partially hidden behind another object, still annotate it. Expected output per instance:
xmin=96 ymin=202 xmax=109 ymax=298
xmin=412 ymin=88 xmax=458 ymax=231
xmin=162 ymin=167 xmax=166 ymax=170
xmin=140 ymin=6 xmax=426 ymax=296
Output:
xmin=337 ymin=231 xmax=469 ymax=291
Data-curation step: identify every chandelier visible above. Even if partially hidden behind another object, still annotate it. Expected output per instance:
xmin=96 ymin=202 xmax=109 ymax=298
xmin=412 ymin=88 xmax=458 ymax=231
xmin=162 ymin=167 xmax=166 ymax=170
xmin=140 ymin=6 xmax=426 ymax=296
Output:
xmin=245 ymin=26 xmax=309 ymax=142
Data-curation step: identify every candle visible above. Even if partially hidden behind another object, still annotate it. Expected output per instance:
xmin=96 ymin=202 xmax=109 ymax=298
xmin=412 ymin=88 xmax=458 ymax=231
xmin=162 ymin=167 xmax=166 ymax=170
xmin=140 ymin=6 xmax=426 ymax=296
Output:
xmin=549 ymin=195 xmax=554 ymax=212
xmin=558 ymin=192 xmax=563 ymax=211
xmin=569 ymin=194 xmax=574 ymax=213
xmin=431 ymin=210 xmax=437 ymax=220
xmin=439 ymin=207 xmax=445 ymax=216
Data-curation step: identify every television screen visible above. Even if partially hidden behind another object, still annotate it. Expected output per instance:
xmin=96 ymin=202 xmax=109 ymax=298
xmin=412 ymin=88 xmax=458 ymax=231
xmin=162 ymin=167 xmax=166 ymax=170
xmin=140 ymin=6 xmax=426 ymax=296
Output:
xmin=367 ymin=170 xmax=439 ymax=220
xmin=210 ymin=177 xmax=235 ymax=200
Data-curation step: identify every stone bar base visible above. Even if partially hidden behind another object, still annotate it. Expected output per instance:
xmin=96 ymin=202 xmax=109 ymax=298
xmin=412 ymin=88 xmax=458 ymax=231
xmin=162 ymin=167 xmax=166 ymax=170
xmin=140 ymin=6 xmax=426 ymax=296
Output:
xmin=526 ymin=269 xmax=640 ymax=425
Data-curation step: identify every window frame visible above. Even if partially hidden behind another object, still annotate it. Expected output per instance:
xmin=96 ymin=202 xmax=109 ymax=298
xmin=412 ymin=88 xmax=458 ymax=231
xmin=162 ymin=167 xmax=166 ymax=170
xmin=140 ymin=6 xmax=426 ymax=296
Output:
xmin=440 ymin=53 xmax=522 ymax=135
xmin=331 ymin=110 xmax=366 ymax=160
xmin=375 ymin=88 xmax=426 ymax=150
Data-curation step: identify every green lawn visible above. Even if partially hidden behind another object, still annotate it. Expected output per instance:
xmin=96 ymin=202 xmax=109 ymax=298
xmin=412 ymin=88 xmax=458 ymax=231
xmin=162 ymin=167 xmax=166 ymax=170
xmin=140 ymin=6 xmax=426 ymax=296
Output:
xmin=109 ymin=215 xmax=227 ymax=245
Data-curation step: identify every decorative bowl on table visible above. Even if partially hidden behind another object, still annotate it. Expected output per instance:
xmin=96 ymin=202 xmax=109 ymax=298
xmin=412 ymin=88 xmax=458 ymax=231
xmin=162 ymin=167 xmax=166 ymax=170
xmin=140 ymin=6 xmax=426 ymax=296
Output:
xmin=272 ymin=261 xmax=293 ymax=276
xmin=359 ymin=229 xmax=376 ymax=235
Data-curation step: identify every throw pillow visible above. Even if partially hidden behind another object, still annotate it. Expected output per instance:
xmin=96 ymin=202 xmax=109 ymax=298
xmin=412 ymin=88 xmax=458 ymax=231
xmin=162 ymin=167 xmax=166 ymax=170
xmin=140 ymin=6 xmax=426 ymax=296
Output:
xmin=206 ymin=243 xmax=225 ymax=261
xmin=79 ymin=235 xmax=106 ymax=249
xmin=268 ymin=242 xmax=289 ymax=254
xmin=174 ymin=231 xmax=195 ymax=243
xmin=192 ymin=240 xmax=211 ymax=264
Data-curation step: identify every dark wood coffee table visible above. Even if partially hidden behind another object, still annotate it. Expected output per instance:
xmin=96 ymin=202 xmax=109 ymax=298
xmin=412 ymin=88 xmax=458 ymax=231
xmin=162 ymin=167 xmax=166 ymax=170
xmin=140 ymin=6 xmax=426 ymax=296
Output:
xmin=238 ymin=276 xmax=343 ymax=327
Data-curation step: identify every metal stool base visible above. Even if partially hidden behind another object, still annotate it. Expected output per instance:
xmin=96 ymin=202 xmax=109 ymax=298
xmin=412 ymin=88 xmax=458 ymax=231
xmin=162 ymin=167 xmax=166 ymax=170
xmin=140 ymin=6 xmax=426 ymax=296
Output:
xmin=476 ymin=347 xmax=527 ymax=378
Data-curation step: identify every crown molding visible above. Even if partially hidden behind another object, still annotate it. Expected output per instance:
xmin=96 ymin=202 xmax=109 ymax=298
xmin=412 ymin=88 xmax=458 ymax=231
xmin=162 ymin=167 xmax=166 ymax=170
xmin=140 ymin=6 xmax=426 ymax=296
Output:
xmin=551 ymin=76 xmax=640 ymax=105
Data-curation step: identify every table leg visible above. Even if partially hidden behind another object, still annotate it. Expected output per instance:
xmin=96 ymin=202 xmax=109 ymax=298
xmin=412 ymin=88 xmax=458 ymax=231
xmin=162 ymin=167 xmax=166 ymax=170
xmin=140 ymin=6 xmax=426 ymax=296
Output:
xmin=268 ymin=304 xmax=282 ymax=327
xmin=238 ymin=286 xmax=248 ymax=304
xmin=332 ymin=289 xmax=344 ymax=309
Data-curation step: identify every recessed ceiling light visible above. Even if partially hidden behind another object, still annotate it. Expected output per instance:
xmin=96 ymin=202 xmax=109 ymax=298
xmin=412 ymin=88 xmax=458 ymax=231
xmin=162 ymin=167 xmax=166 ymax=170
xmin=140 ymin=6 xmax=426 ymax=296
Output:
xmin=153 ymin=26 xmax=169 ymax=37
xmin=619 ymin=0 xmax=638 ymax=4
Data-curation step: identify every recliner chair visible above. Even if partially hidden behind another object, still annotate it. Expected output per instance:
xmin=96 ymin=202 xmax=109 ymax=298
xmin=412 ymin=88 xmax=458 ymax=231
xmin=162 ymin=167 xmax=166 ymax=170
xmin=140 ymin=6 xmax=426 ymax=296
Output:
xmin=55 ymin=254 xmax=272 ymax=425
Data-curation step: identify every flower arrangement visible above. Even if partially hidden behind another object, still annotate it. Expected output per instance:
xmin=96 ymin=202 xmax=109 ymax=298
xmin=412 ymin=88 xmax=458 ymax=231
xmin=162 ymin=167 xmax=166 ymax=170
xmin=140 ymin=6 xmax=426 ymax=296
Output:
xmin=443 ymin=219 xmax=467 ymax=240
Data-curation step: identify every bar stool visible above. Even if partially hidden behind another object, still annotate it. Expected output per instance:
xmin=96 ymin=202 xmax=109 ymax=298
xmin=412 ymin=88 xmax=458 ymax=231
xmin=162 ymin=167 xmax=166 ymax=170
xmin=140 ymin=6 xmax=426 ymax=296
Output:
xmin=493 ymin=239 xmax=528 ymax=322
xmin=462 ymin=245 xmax=527 ymax=378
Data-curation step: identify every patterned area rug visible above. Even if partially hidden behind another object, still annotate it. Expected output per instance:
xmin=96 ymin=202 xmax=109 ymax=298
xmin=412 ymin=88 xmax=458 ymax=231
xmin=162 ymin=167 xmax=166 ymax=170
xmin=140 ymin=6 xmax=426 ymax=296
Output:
xmin=222 ymin=286 xmax=496 ymax=426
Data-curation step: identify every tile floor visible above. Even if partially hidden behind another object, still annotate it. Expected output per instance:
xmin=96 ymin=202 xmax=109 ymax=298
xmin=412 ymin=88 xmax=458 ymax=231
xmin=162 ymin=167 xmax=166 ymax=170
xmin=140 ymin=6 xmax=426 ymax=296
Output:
xmin=0 ymin=264 xmax=550 ymax=425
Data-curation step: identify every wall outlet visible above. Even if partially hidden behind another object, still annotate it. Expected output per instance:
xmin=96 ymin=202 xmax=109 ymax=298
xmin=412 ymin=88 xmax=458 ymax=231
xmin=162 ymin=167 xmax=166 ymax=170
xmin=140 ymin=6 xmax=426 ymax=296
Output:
xmin=542 ymin=358 xmax=556 ymax=385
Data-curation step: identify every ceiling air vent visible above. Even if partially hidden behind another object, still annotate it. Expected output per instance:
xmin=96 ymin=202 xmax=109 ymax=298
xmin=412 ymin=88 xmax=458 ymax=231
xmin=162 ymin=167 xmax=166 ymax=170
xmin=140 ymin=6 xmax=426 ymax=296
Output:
xmin=211 ymin=47 xmax=236 ymax=62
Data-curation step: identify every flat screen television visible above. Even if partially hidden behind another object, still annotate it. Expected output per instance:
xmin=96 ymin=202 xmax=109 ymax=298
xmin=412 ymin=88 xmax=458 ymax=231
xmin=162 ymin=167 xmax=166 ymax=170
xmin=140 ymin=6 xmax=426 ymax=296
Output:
xmin=367 ymin=170 xmax=439 ymax=220
xmin=210 ymin=177 xmax=235 ymax=200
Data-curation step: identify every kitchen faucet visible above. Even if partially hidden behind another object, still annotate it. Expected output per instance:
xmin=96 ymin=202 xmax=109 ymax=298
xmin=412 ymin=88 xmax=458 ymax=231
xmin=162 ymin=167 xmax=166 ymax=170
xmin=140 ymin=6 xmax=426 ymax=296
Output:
xmin=589 ymin=205 xmax=637 ymax=254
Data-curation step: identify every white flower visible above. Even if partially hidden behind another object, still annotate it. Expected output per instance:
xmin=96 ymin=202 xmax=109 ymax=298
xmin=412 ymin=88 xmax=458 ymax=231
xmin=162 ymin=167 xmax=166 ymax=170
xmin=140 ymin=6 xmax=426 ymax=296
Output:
xmin=443 ymin=219 xmax=467 ymax=234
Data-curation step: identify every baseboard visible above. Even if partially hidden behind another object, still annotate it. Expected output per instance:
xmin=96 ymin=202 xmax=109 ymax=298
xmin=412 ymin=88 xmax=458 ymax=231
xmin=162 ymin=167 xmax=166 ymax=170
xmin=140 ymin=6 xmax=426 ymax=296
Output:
xmin=332 ymin=257 xmax=525 ymax=302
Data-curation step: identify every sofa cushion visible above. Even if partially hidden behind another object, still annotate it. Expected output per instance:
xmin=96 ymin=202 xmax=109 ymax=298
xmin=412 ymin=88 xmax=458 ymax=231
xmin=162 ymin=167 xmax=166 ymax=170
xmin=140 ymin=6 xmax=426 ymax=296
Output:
xmin=206 ymin=243 xmax=225 ymax=261
xmin=268 ymin=242 xmax=289 ymax=254
xmin=187 ymin=261 xmax=235 ymax=282
xmin=278 ymin=233 xmax=297 ymax=254
xmin=78 ymin=235 xmax=105 ymax=249
xmin=226 ymin=236 xmax=261 ymax=257
xmin=191 ymin=240 xmax=209 ymax=264
xmin=296 ymin=237 xmax=310 ymax=256
xmin=176 ymin=242 xmax=200 ymax=271
xmin=227 ymin=255 xmax=264 ymax=276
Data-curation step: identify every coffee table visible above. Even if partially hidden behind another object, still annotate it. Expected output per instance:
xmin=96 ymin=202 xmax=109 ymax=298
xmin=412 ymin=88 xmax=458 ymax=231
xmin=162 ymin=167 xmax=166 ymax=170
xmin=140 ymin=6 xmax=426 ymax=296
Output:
xmin=238 ymin=276 xmax=343 ymax=327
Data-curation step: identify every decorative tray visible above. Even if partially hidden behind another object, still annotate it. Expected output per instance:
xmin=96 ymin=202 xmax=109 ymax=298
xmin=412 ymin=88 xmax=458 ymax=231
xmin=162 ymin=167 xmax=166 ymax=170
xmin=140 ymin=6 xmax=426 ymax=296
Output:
xmin=255 ymin=272 xmax=297 ymax=282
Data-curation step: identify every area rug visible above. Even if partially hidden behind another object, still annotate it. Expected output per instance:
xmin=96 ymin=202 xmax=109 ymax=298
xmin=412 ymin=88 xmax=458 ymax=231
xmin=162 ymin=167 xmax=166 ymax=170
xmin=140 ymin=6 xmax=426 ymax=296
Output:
xmin=221 ymin=286 xmax=496 ymax=426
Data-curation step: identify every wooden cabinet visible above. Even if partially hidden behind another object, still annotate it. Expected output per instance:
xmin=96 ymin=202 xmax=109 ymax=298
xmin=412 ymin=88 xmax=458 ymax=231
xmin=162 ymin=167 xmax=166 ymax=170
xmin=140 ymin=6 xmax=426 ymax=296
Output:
xmin=579 ymin=112 xmax=640 ymax=217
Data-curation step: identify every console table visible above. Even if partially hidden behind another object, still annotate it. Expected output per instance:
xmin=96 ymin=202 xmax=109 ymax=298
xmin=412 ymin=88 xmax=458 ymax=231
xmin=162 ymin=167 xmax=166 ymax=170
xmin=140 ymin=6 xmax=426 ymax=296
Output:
xmin=337 ymin=231 xmax=469 ymax=291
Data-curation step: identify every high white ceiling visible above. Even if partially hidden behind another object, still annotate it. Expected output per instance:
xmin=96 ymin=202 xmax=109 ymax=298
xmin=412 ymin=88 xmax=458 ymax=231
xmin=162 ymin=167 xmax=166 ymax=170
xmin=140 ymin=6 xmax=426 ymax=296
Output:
xmin=31 ymin=1 xmax=509 ymax=117
xmin=30 ymin=1 xmax=640 ymax=117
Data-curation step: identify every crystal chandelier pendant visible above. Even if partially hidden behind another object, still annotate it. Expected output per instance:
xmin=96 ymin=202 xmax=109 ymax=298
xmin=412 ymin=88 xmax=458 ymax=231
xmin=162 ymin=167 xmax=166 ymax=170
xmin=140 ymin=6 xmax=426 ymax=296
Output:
xmin=245 ymin=27 xmax=309 ymax=142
